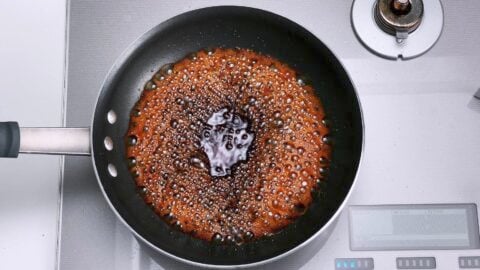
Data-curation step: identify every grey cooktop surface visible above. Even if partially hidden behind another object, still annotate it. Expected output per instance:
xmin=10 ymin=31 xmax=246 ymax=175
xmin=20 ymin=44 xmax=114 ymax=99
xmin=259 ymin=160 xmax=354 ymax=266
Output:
xmin=59 ymin=1 xmax=480 ymax=269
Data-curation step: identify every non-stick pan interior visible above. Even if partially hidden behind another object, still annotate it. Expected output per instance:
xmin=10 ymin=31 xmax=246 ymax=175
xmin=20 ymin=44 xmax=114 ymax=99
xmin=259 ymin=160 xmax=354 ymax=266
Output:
xmin=92 ymin=6 xmax=363 ymax=266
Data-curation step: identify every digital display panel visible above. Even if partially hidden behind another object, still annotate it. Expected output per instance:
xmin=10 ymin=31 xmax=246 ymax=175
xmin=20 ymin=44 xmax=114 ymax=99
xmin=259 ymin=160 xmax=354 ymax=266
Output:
xmin=349 ymin=204 xmax=480 ymax=250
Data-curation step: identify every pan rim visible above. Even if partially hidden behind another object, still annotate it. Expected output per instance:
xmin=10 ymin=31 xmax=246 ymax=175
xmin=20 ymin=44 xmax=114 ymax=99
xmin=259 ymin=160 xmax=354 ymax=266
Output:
xmin=90 ymin=5 xmax=365 ymax=268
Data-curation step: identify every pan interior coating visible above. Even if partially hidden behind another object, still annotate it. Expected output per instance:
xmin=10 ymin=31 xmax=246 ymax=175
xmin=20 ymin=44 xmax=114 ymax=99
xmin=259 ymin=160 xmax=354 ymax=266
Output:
xmin=125 ymin=48 xmax=331 ymax=243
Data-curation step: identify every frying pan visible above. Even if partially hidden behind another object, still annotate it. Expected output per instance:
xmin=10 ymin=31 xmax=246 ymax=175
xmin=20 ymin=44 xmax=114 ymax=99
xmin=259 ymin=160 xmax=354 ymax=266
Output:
xmin=0 ymin=6 xmax=363 ymax=268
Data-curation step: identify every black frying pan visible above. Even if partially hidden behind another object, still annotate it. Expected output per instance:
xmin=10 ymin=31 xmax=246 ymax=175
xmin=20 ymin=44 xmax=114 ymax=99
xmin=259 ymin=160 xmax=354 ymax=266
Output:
xmin=0 ymin=6 xmax=363 ymax=268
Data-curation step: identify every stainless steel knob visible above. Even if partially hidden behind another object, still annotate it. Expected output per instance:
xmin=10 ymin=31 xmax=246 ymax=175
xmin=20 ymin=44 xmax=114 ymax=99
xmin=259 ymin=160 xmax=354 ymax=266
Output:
xmin=375 ymin=0 xmax=424 ymax=37
xmin=392 ymin=0 xmax=411 ymax=14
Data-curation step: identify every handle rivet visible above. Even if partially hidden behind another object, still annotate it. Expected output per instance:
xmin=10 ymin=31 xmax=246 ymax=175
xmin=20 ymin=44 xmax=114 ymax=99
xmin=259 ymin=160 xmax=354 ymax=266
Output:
xmin=104 ymin=136 xmax=113 ymax=151
xmin=107 ymin=163 xmax=117 ymax=177
xmin=107 ymin=110 xmax=117 ymax=124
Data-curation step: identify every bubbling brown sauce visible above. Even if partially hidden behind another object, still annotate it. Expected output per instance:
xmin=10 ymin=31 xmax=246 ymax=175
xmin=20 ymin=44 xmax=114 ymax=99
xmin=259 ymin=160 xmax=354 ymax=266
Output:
xmin=125 ymin=48 xmax=330 ymax=244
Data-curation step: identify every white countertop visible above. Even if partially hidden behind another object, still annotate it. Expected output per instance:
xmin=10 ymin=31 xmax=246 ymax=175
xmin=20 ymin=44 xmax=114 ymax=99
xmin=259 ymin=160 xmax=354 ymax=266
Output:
xmin=0 ymin=0 xmax=66 ymax=269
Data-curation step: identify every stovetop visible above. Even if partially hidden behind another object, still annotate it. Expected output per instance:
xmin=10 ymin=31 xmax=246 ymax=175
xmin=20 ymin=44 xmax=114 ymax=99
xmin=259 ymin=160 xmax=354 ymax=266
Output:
xmin=59 ymin=1 xmax=480 ymax=269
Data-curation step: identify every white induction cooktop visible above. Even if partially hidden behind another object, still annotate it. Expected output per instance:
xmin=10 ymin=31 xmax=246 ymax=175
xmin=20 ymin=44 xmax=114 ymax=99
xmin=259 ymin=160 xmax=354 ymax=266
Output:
xmin=57 ymin=1 xmax=480 ymax=269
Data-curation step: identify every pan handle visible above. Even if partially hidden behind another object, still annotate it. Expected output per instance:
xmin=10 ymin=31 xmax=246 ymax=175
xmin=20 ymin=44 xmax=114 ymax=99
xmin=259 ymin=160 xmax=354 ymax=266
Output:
xmin=0 ymin=122 xmax=90 ymax=157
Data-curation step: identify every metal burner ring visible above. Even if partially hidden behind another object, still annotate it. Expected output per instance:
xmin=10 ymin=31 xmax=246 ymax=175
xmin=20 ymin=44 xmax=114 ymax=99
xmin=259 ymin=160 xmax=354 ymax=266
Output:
xmin=351 ymin=0 xmax=443 ymax=60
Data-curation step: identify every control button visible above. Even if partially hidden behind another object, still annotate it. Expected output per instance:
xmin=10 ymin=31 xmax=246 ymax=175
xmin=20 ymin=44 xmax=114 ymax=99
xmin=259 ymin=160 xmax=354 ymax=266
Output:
xmin=397 ymin=257 xmax=436 ymax=269
xmin=459 ymin=256 xmax=480 ymax=268
xmin=335 ymin=258 xmax=374 ymax=269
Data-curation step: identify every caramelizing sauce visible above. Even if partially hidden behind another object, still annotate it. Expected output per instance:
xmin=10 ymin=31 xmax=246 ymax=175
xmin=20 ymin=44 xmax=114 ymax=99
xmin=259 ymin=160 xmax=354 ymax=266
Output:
xmin=125 ymin=48 xmax=330 ymax=244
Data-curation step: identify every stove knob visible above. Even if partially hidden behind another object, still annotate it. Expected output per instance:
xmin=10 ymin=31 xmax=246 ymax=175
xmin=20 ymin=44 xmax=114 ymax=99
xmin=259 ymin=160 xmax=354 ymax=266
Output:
xmin=375 ymin=0 xmax=424 ymax=42
xmin=392 ymin=0 xmax=411 ymax=14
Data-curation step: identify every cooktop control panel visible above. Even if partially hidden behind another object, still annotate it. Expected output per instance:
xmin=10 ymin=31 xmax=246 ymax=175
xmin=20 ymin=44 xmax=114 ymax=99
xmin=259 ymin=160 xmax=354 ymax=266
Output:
xmin=335 ymin=204 xmax=480 ymax=269
xmin=335 ymin=258 xmax=374 ymax=269
xmin=396 ymin=257 xmax=436 ymax=269
xmin=335 ymin=256 xmax=480 ymax=269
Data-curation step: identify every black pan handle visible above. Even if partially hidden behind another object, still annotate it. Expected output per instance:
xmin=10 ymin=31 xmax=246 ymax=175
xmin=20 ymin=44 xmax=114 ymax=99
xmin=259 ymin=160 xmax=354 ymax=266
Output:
xmin=0 ymin=122 xmax=91 ymax=157
xmin=0 ymin=122 xmax=20 ymax=158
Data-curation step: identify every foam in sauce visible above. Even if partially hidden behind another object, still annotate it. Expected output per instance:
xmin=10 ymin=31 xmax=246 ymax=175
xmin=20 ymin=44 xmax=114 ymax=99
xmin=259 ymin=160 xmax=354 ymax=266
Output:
xmin=200 ymin=108 xmax=254 ymax=176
